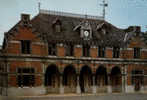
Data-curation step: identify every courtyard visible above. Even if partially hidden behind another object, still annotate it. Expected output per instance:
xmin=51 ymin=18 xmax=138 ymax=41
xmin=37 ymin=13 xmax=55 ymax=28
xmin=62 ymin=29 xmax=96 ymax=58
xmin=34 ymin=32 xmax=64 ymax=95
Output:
xmin=1 ymin=93 xmax=147 ymax=100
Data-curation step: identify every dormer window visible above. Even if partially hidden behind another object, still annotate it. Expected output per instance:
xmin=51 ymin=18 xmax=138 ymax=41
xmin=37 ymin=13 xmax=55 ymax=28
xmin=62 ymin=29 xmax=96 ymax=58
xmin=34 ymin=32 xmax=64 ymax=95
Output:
xmin=53 ymin=19 xmax=62 ymax=33
xmin=55 ymin=24 xmax=61 ymax=33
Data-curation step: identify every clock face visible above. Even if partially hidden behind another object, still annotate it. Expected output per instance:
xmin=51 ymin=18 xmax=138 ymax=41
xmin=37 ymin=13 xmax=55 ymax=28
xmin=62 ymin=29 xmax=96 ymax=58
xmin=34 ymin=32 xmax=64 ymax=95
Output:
xmin=84 ymin=31 xmax=89 ymax=37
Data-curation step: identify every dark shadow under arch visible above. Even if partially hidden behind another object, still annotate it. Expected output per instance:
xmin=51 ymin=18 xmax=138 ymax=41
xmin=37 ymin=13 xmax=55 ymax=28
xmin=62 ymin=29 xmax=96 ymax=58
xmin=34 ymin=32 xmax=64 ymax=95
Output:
xmin=95 ymin=66 xmax=108 ymax=86
xmin=63 ymin=65 xmax=77 ymax=87
xmin=79 ymin=65 xmax=92 ymax=93
xmin=45 ymin=64 xmax=60 ymax=87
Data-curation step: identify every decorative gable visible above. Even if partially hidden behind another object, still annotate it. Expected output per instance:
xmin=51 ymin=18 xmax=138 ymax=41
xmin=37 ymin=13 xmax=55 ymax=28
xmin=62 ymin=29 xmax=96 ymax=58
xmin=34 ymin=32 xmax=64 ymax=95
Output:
xmin=74 ymin=20 xmax=92 ymax=40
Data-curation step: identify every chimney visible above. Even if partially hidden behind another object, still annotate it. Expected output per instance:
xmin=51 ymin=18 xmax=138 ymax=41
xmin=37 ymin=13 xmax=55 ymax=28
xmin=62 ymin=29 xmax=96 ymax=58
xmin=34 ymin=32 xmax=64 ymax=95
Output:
xmin=127 ymin=26 xmax=141 ymax=33
xmin=21 ymin=14 xmax=30 ymax=27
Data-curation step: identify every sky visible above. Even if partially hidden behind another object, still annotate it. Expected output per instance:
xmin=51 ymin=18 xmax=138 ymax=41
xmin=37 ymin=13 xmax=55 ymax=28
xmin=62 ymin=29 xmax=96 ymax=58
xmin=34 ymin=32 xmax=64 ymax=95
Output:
xmin=0 ymin=0 xmax=147 ymax=45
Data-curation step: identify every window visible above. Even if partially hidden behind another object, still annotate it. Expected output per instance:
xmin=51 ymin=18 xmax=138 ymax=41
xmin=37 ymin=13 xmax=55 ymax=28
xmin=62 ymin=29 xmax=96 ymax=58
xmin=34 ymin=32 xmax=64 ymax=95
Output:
xmin=98 ymin=46 xmax=105 ymax=57
xmin=48 ymin=43 xmax=56 ymax=56
xmin=113 ymin=47 xmax=120 ymax=58
xmin=131 ymin=70 xmax=144 ymax=85
xmin=55 ymin=24 xmax=61 ymax=33
xmin=17 ymin=68 xmax=35 ymax=87
xmin=21 ymin=40 xmax=31 ymax=54
xmin=83 ymin=45 xmax=90 ymax=57
xmin=134 ymin=48 xmax=141 ymax=58
xmin=66 ymin=44 xmax=74 ymax=56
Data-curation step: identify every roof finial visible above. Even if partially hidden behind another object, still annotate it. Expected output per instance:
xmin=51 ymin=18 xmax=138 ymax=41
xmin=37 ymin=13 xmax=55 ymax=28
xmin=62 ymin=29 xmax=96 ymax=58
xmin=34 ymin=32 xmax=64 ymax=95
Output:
xmin=38 ymin=1 xmax=41 ymax=13
xmin=100 ymin=0 xmax=108 ymax=20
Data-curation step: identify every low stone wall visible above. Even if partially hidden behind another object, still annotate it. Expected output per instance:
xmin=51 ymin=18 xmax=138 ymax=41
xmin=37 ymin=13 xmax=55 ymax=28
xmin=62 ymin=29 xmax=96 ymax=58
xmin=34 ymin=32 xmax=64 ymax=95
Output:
xmin=96 ymin=86 xmax=107 ymax=93
xmin=7 ymin=87 xmax=45 ymax=96
xmin=84 ymin=86 xmax=92 ymax=93
xmin=64 ymin=86 xmax=76 ymax=93
xmin=46 ymin=87 xmax=59 ymax=94
xmin=112 ymin=86 xmax=122 ymax=93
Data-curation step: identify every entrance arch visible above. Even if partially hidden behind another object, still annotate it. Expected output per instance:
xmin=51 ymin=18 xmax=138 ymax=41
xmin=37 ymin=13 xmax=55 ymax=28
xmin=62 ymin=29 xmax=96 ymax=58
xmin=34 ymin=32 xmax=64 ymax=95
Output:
xmin=79 ymin=65 xmax=92 ymax=93
xmin=110 ymin=66 xmax=122 ymax=92
xmin=95 ymin=66 xmax=107 ymax=92
xmin=45 ymin=64 xmax=60 ymax=93
xmin=96 ymin=66 xmax=107 ymax=86
xmin=63 ymin=65 xmax=77 ymax=93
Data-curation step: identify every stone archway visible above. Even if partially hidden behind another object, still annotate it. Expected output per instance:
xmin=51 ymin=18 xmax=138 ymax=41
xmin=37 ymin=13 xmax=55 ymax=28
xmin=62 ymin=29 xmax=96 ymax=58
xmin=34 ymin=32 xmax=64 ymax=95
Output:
xmin=45 ymin=64 xmax=60 ymax=93
xmin=63 ymin=65 xmax=77 ymax=93
xmin=79 ymin=65 xmax=92 ymax=93
xmin=95 ymin=66 xmax=108 ymax=93
xmin=110 ymin=66 xmax=122 ymax=92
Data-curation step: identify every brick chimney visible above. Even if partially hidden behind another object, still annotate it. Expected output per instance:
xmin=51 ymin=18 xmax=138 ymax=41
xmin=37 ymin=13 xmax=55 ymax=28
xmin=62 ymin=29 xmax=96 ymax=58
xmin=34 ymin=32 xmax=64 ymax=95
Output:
xmin=21 ymin=14 xmax=30 ymax=27
xmin=127 ymin=26 xmax=141 ymax=33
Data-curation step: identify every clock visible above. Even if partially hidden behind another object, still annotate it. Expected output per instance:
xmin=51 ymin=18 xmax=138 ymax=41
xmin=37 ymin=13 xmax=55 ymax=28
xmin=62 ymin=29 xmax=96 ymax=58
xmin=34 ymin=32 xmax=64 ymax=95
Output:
xmin=84 ymin=30 xmax=89 ymax=37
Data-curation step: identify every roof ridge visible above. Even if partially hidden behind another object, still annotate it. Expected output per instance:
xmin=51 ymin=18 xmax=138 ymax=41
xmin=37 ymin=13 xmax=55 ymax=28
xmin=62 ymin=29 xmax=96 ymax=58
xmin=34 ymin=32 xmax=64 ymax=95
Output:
xmin=39 ymin=9 xmax=104 ymax=20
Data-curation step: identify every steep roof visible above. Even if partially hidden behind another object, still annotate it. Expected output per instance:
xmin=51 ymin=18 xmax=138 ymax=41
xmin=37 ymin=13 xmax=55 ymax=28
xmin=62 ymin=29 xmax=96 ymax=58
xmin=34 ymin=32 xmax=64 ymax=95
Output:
xmin=29 ymin=9 xmax=126 ymax=47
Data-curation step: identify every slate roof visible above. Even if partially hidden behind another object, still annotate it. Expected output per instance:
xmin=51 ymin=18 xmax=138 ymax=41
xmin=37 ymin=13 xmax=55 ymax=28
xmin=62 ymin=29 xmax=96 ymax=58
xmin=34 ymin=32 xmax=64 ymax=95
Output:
xmin=29 ymin=10 xmax=127 ymax=47
xmin=6 ymin=9 xmax=142 ymax=47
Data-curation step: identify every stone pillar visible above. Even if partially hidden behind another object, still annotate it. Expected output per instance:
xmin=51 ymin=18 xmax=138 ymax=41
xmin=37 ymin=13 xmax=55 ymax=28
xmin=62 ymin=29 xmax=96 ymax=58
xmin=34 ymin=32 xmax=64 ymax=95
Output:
xmin=92 ymin=75 xmax=96 ymax=94
xmin=76 ymin=75 xmax=81 ymax=94
xmin=60 ymin=74 xmax=64 ymax=94
xmin=107 ymin=75 xmax=112 ymax=93
xmin=122 ymin=66 xmax=127 ymax=93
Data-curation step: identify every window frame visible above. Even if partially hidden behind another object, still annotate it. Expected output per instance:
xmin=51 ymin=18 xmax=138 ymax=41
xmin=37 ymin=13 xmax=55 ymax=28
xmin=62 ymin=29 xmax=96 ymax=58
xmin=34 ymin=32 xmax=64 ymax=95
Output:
xmin=20 ymin=40 xmax=31 ymax=54
xmin=17 ymin=67 xmax=35 ymax=87
xmin=98 ymin=46 xmax=105 ymax=58
xmin=134 ymin=47 xmax=141 ymax=58
xmin=82 ymin=44 xmax=90 ymax=57
xmin=113 ymin=47 xmax=120 ymax=58
xmin=48 ymin=43 xmax=57 ymax=56
xmin=65 ymin=44 xmax=74 ymax=56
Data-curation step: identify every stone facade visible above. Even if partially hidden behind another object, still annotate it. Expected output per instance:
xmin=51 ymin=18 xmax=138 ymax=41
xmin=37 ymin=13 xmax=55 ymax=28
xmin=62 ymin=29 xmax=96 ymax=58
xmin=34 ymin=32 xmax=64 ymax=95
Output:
xmin=0 ymin=10 xmax=147 ymax=96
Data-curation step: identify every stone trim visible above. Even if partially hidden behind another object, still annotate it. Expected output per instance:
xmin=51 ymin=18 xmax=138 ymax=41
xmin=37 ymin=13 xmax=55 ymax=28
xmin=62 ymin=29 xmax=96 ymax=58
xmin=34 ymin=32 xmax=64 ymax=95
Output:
xmin=9 ymin=40 xmax=20 ymax=44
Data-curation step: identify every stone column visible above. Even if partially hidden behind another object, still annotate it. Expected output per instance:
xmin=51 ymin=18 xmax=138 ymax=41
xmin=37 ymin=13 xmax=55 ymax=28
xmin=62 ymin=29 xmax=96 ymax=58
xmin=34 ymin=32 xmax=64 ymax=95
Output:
xmin=122 ymin=66 xmax=126 ymax=93
xmin=76 ymin=74 xmax=81 ymax=94
xmin=60 ymin=74 xmax=64 ymax=94
xmin=92 ymin=75 xmax=96 ymax=94
xmin=107 ymin=74 xmax=112 ymax=93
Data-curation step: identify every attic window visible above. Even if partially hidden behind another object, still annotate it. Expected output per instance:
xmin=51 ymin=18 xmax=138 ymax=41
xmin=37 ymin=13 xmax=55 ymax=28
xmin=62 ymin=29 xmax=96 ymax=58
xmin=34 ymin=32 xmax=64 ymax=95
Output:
xmin=55 ymin=24 xmax=61 ymax=32
xmin=21 ymin=40 xmax=31 ymax=54
xmin=53 ymin=19 xmax=62 ymax=33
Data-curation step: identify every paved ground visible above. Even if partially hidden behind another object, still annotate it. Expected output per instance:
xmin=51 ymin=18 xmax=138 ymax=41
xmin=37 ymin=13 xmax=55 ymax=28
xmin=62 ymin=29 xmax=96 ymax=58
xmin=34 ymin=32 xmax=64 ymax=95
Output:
xmin=1 ymin=93 xmax=147 ymax=100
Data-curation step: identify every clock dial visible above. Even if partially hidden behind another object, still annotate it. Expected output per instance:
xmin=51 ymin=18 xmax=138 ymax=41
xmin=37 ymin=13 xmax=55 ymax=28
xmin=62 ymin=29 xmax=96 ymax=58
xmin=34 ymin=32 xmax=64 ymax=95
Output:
xmin=84 ymin=31 xmax=89 ymax=37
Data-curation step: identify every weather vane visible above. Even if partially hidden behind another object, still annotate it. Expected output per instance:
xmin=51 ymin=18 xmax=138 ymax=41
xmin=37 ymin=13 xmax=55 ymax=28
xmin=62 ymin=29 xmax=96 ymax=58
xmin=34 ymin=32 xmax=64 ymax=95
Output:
xmin=100 ymin=0 xmax=108 ymax=20
xmin=38 ymin=0 xmax=41 ymax=13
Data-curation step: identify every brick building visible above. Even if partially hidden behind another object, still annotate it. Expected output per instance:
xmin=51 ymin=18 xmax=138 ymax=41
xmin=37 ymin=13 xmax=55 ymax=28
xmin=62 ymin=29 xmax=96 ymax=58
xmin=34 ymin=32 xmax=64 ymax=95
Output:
xmin=0 ymin=9 xmax=147 ymax=96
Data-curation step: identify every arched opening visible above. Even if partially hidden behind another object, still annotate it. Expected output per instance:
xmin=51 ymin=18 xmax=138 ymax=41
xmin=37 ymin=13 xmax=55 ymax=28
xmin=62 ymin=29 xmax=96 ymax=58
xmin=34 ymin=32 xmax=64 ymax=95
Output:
xmin=110 ymin=66 xmax=122 ymax=92
xmin=45 ymin=64 xmax=60 ymax=93
xmin=95 ymin=66 xmax=108 ymax=93
xmin=63 ymin=65 xmax=77 ymax=93
xmin=79 ymin=65 xmax=92 ymax=93
xmin=95 ymin=66 xmax=107 ymax=86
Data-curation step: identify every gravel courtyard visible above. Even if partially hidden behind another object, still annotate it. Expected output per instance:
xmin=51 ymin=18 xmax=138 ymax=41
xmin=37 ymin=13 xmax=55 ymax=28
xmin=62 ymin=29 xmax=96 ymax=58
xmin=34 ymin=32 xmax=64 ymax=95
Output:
xmin=2 ymin=93 xmax=147 ymax=100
